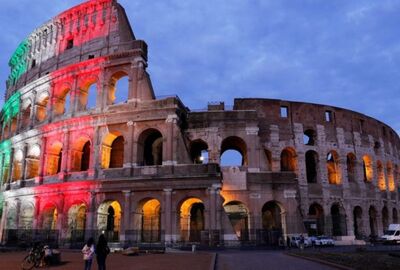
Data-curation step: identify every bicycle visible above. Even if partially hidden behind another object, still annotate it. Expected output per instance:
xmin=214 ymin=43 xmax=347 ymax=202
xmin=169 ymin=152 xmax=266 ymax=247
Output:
xmin=21 ymin=243 xmax=45 ymax=270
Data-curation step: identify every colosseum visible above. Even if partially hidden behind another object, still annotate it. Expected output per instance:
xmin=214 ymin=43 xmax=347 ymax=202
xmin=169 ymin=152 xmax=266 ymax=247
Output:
xmin=0 ymin=0 xmax=399 ymax=248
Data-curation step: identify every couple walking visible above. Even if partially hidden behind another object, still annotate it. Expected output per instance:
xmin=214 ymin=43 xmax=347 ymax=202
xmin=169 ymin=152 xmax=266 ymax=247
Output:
xmin=82 ymin=234 xmax=110 ymax=270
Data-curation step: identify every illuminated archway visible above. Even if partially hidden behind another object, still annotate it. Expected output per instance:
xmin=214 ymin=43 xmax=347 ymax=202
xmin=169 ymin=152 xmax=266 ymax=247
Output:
xmin=261 ymin=201 xmax=284 ymax=246
xmin=12 ymin=149 xmax=23 ymax=181
xmin=190 ymin=140 xmax=208 ymax=164
xmin=139 ymin=198 xmax=161 ymax=242
xmin=327 ymin=151 xmax=341 ymax=185
xmin=331 ymin=203 xmax=346 ymax=236
xmin=362 ymin=155 xmax=373 ymax=182
xmin=35 ymin=93 xmax=49 ymax=122
xmin=19 ymin=203 xmax=34 ymax=229
xmin=101 ymin=132 xmax=124 ymax=169
xmin=180 ymin=198 xmax=205 ymax=242
xmin=108 ymin=71 xmax=129 ymax=104
xmin=280 ymin=147 xmax=297 ymax=172
xmin=42 ymin=204 xmax=58 ymax=231
xmin=387 ymin=162 xmax=395 ymax=192
xmin=224 ymin=201 xmax=249 ymax=241
xmin=71 ymin=137 xmax=91 ymax=171
xmin=377 ymin=161 xmax=386 ymax=191
xmin=67 ymin=203 xmax=87 ymax=241
xmin=46 ymin=141 xmax=62 ymax=175
xmin=97 ymin=201 xmax=121 ymax=242
xmin=26 ymin=144 xmax=40 ymax=179
xmin=137 ymin=129 xmax=163 ymax=166
xmin=307 ymin=203 xmax=324 ymax=236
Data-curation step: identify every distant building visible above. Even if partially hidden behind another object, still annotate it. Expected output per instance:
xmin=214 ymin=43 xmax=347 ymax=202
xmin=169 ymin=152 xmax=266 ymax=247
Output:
xmin=0 ymin=0 xmax=399 ymax=248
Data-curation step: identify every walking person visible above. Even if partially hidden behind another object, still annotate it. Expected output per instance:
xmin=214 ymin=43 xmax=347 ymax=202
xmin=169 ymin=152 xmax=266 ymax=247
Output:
xmin=82 ymin=237 xmax=95 ymax=270
xmin=96 ymin=234 xmax=110 ymax=270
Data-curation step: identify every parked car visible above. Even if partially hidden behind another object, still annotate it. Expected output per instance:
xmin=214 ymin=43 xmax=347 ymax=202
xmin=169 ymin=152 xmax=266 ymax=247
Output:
xmin=314 ymin=236 xmax=335 ymax=246
xmin=290 ymin=235 xmax=311 ymax=248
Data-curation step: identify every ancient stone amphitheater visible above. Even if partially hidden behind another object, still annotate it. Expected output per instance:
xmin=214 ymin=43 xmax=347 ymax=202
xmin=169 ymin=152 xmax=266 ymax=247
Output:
xmin=0 ymin=0 xmax=399 ymax=248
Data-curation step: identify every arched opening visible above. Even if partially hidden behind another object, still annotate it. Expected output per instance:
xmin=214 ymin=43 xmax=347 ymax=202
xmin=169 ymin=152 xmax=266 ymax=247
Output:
xmin=387 ymin=162 xmax=395 ymax=192
xmin=327 ymin=151 xmax=341 ymax=185
xmin=362 ymin=155 xmax=373 ymax=182
xmin=369 ymin=206 xmax=377 ymax=238
xmin=21 ymin=103 xmax=31 ymax=128
xmin=382 ymin=206 xmax=389 ymax=234
xmin=353 ymin=206 xmax=363 ymax=240
xmin=35 ymin=93 xmax=49 ymax=122
xmin=67 ymin=203 xmax=87 ymax=242
xmin=139 ymin=199 xmax=161 ymax=242
xmin=377 ymin=161 xmax=386 ymax=191
xmin=71 ymin=138 xmax=91 ymax=172
xmin=393 ymin=208 xmax=398 ymax=224
xmin=19 ymin=204 xmax=34 ymax=229
xmin=280 ymin=147 xmax=297 ymax=172
xmin=12 ymin=149 xmax=23 ymax=182
xmin=46 ymin=141 xmax=62 ymax=175
xmin=261 ymin=201 xmax=283 ymax=246
xmin=109 ymin=72 xmax=129 ymax=104
xmin=97 ymin=201 xmax=121 ymax=242
xmin=54 ymin=87 xmax=71 ymax=115
xmin=346 ymin=153 xmax=357 ymax=183
xmin=79 ymin=79 xmax=97 ymax=110
xmin=42 ymin=205 xmax=58 ymax=231
xmin=331 ymin=204 xmax=346 ymax=236
xmin=180 ymin=198 xmax=205 ymax=242
xmin=86 ymin=83 xmax=97 ymax=109
xmin=220 ymin=136 xmax=247 ymax=166
xmin=224 ymin=201 xmax=249 ymax=241
xmin=10 ymin=116 xmax=17 ymax=134
xmin=303 ymin=129 xmax=316 ymax=146
xmin=305 ymin=150 xmax=318 ymax=183
xmin=307 ymin=203 xmax=324 ymax=236
xmin=101 ymin=133 xmax=124 ymax=169
xmin=137 ymin=129 xmax=163 ymax=166
xmin=190 ymin=140 xmax=208 ymax=164
xmin=6 ymin=205 xmax=17 ymax=230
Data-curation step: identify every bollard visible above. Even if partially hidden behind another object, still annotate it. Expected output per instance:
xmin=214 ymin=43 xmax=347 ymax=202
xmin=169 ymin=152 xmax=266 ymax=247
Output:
xmin=192 ymin=244 xmax=196 ymax=252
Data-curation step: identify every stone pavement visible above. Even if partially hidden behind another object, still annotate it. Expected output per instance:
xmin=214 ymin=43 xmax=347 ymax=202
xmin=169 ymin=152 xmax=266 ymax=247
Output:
xmin=0 ymin=250 xmax=214 ymax=270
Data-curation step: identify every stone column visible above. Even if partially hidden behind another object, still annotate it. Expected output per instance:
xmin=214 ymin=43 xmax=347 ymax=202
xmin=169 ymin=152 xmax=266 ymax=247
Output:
xmin=121 ymin=190 xmax=131 ymax=242
xmin=92 ymin=126 xmax=101 ymax=178
xmin=0 ymin=201 xmax=8 ymax=244
xmin=32 ymin=196 xmax=41 ymax=230
xmin=85 ymin=191 xmax=96 ymax=239
xmin=37 ymin=136 xmax=47 ymax=184
xmin=30 ymin=91 xmax=37 ymax=128
xmin=246 ymin=127 xmax=260 ymax=171
xmin=71 ymin=75 xmax=79 ymax=116
xmin=15 ymin=199 xmax=21 ymax=230
xmin=59 ymin=129 xmax=70 ymax=181
xmin=8 ymin=148 xmax=14 ymax=185
xmin=56 ymin=193 xmax=65 ymax=242
xmin=124 ymin=121 xmax=134 ymax=168
xmin=164 ymin=114 xmax=178 ymax=165
xmin=163 ymin=189 xmax=172 ymax=244
xmin=21 ymin=144 xmax=28 ymax=181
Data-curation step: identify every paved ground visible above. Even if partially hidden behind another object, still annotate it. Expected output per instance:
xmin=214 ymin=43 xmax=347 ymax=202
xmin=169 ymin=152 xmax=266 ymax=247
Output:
xmin=215 ymin=250 xmax=339 ymax=270
xmin=1 ymin=250 xmax=213 ymax=270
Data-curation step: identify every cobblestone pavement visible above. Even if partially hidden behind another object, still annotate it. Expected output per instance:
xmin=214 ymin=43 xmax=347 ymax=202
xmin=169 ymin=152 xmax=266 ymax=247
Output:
xmin=0 ymin=250 xmax=213 ymax=270
xmin=215 ymin=250 xmax=339 ymax=270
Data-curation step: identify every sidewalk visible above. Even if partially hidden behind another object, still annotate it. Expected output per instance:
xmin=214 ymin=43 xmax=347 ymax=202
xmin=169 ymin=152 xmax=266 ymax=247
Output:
xmin=1 ymin=249 xmax=215 ymax=270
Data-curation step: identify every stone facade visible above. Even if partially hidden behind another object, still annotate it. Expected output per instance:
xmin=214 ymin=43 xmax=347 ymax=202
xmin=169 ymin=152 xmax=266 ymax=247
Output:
xmin=0 ymin=0 xmax=399 ymax=247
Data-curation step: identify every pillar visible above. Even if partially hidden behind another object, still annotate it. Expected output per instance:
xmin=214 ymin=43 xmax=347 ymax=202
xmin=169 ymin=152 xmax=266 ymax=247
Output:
xmin=0 ymin=201 xmax=8 ymax=244
xmin=21 ymin=144 xmax=28 ymax=181
xmin=85 ymin=191 xmax=96 ymax=239
xmin=59 ymin=129 xmax=70 ymax=181
xmin=246 ymin=127 xmax=260 ymax=171
xmin=37 ymin=136 xmax=47 ymax=184
xmin=8 ymin=148 xmax=14 ymax=185
xmin=163 ymin=189 xmax=172 ymax=244
xmin=121 ymin=190 xmax=131 ymax=242
xmin=124 ymin=121 xmax=134 ymax=168
xmin=164 ymin=114 xmax=178 ymax=165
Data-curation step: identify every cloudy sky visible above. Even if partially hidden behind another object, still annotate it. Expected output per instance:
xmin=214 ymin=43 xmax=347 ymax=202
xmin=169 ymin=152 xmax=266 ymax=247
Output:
xmin=1 ymin=0 xmax=400 ymax=132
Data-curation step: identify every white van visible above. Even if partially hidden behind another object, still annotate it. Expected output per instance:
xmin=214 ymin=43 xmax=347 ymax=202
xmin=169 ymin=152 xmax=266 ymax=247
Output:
xmin=381 ymin=224 xmax=400 ymax=244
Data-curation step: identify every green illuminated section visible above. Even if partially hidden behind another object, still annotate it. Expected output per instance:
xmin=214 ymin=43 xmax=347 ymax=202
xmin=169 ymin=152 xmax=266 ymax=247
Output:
xmin=1 ymin=92 xmax=21 ymax=124
xmin=0 ymin=140 xmax=11 ymax=185
xmin=7 ymin=39 xmax=30 ymax=86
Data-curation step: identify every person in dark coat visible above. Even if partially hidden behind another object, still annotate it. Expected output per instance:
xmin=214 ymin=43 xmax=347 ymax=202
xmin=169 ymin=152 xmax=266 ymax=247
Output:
xmin=96 ymin=234 xmax=110 ymax=270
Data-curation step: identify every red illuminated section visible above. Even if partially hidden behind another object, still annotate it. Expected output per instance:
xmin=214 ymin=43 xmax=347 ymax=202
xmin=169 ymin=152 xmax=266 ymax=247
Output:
xmin=56 ymin=0 xmax=117 ymax=54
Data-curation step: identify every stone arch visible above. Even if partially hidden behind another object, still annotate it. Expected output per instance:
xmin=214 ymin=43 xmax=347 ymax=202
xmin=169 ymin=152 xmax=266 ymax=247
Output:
xmin=12 ymin=149 xmax=23 ymax=181
xmin=223 ymin=200 xmax=249 ymax=241
xmin=331 ymin=203 xmax=347 ymax=236
xmin=35 ymin=92 xmax=49 ymax=122
xmin=264 ymin=148 xmax=272 ymax=171
xmin=6 ymin=203 xmax=17 ymax=230
xmin=78 ymin=75 xmax=98 ymax=110
xmin=387 ymin=161 xmax=395 ymax=192
xmin=19 ymin=202 xmax=34 ymax=229
xmin=369 ymin=206 xmax=378 ymax=237
xmin=97 ymin=200 xmax=122 ymax=242
xmin=101 ymin=132 xmax=124 ymax=169
xmin=54 ymin=82 xmax=72 ymax=115
xmin=307 ymin=203 xmax=324 ymax=236
xmin=108 ymin=70 xmax=129 ymax=104
xmin=305 ymin=150 xmax=318 ymax=183
xmin=346 ymin=153 xmax=357 ymax=183
xmin=280 ymin=147 xmax=297 ymax=172
xmin=362 ymin=155 xmax=373 ymax=182
xmin=41 ymin=203 xmax=58 ymax=230
xmin=327 ymin=150 xmax=341 ymax=185
xmin=220 ymin=136 xmax=248 ymax=166
xmin=190 ymin=139 xmax=208 ymax=164
xmin=46 ymin=141 xmax=62 ymax=175
xmin=353 ymin=206 xmax=364 ymax=239
xmin=377 ymin=160 xmax=386 ymax=191
xmin=134 ymin=198 xmax=161 ymax=243
xmin=26 ymin=144 xmax=40 ymax=179
xmin=137 ymin=128 xmax=163 ymax=166
xmin=179 ymin=197 xmax=205 ymax=242
xmin=10 ymin=116 xmax=17 ymax=134
xmin=71 ymin=136 xmax=91 ymax=172
xmin=303 ymin=129 xmax=316 ymax=146
xmin=261 ymin=201 xmax=284 ymax=246
xmin=21 ymin=100 xmax=32 ymax=128
xmin=67 ymin=202 xmax=87 ymax=241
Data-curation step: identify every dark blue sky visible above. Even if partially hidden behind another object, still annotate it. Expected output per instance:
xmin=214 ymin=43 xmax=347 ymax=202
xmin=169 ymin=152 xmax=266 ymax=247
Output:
xmin=1 ymin=0 xmax=400 ymax=132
